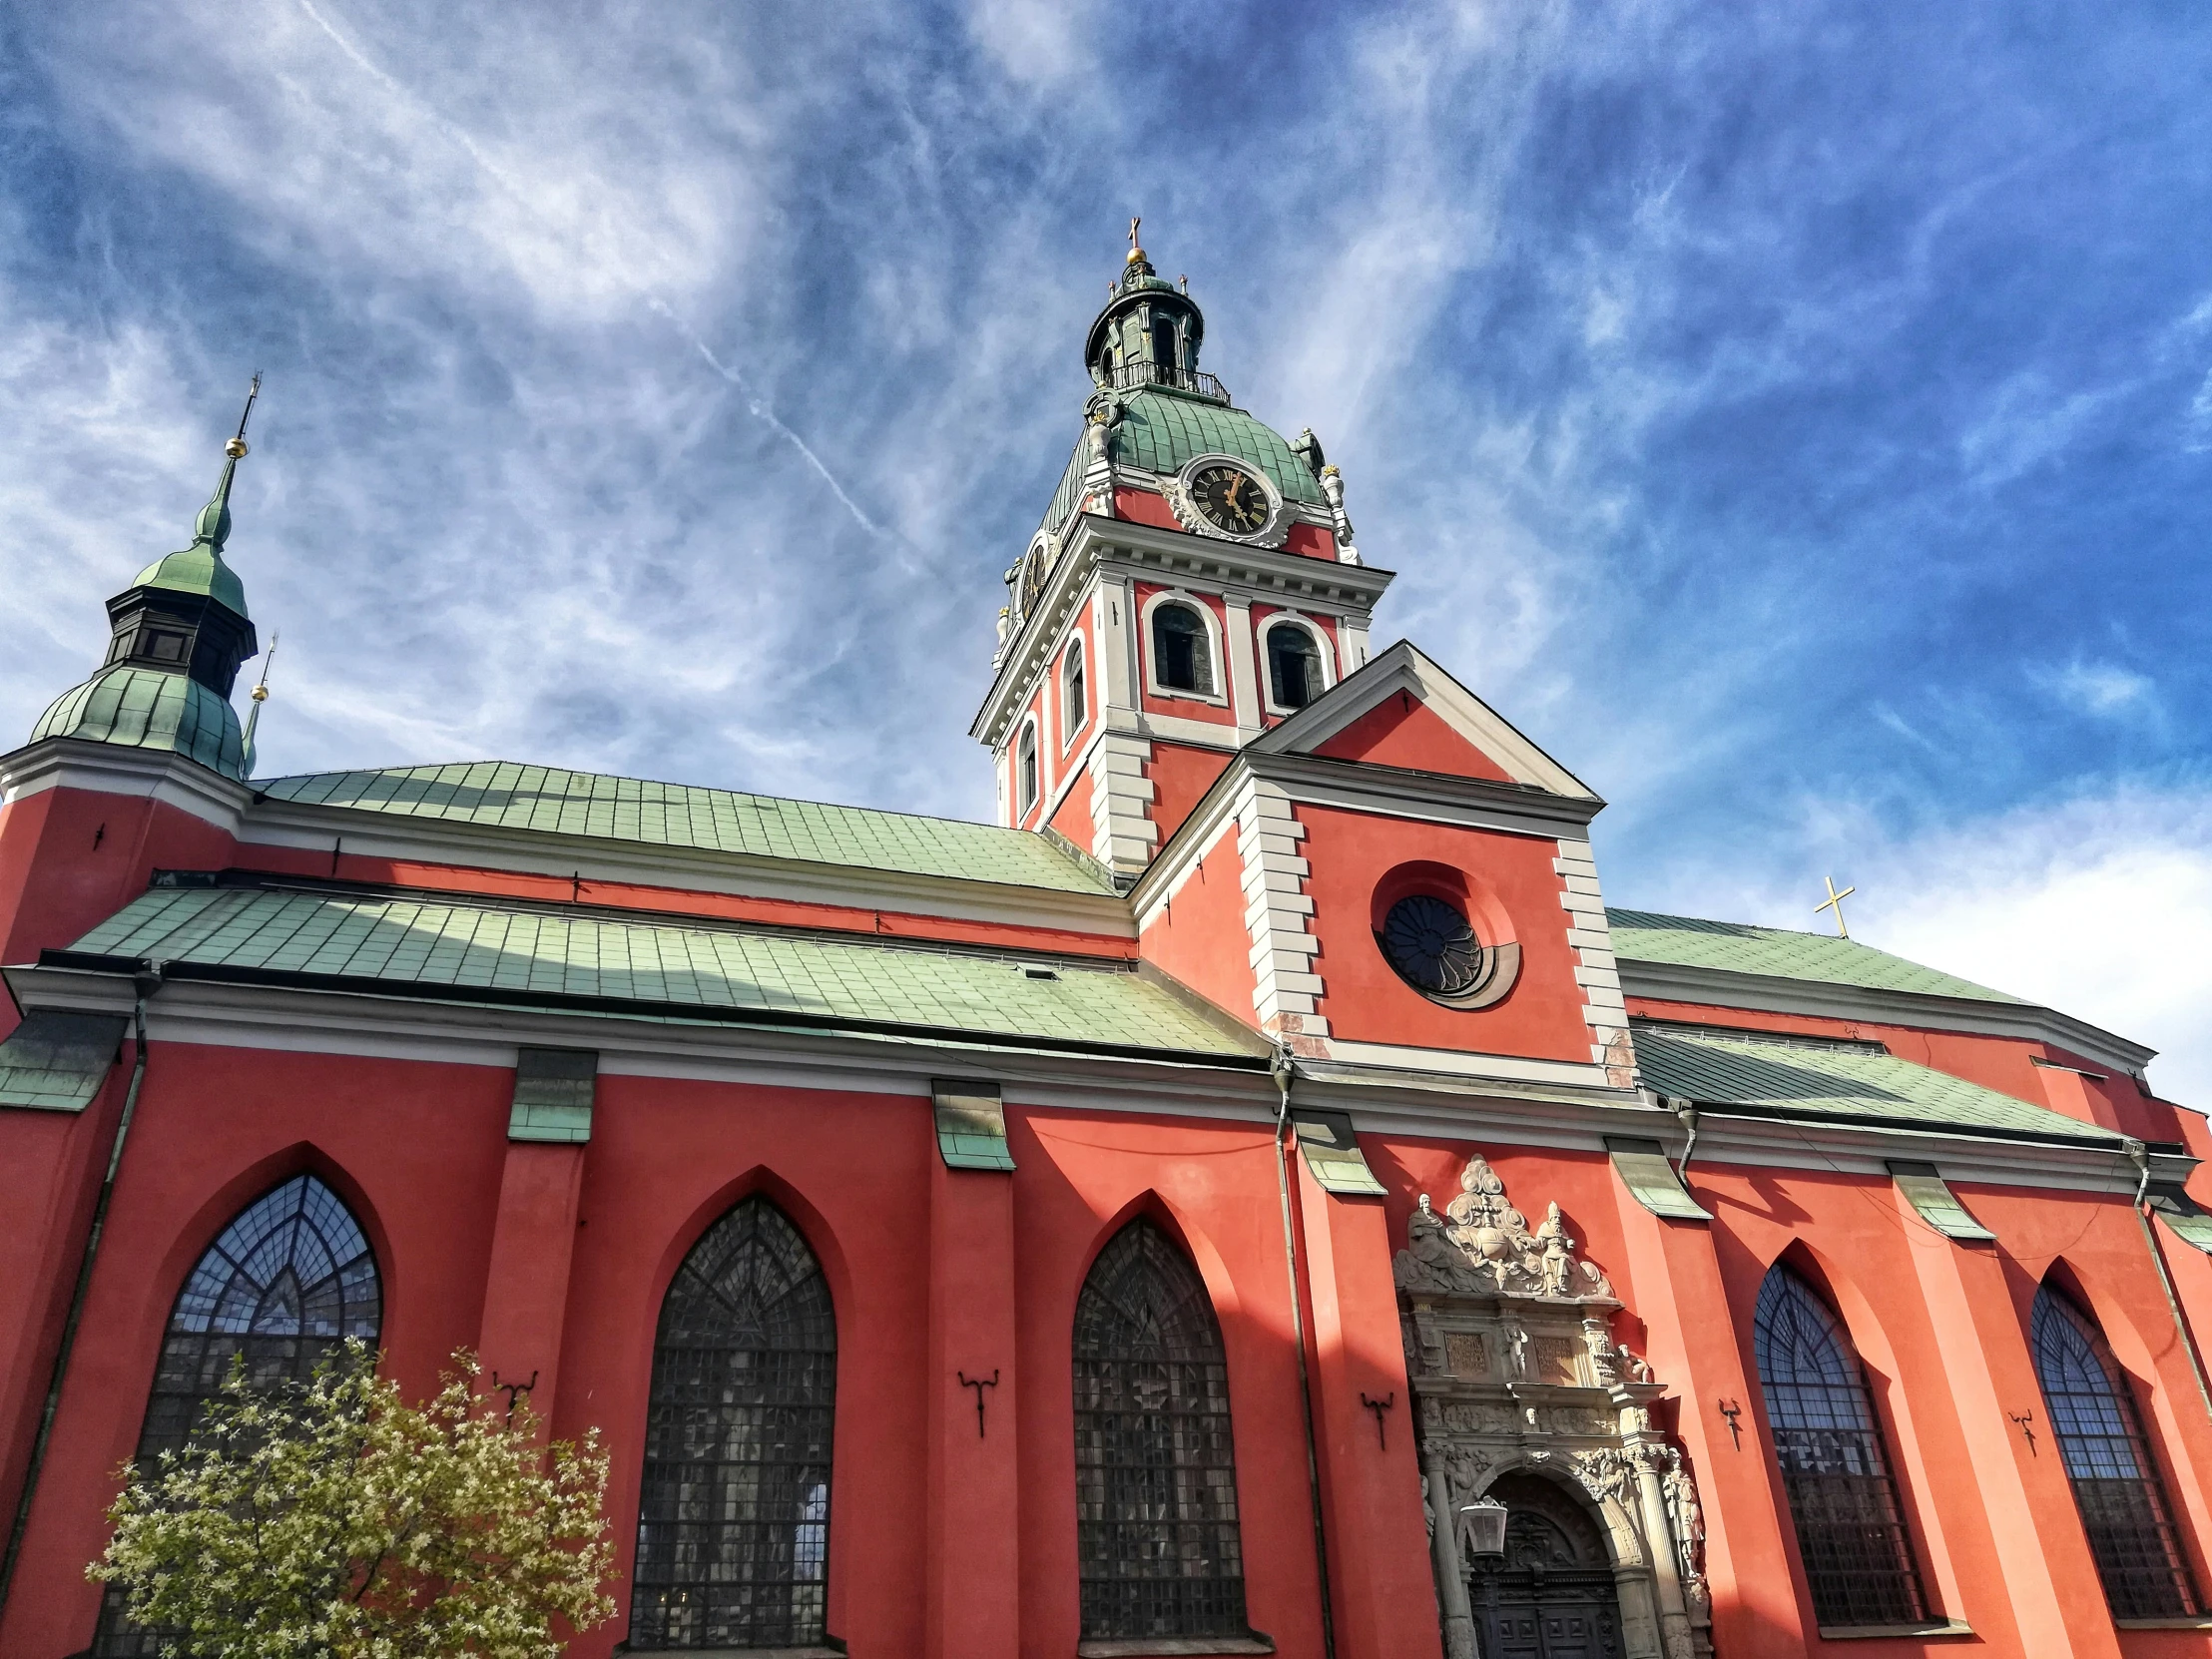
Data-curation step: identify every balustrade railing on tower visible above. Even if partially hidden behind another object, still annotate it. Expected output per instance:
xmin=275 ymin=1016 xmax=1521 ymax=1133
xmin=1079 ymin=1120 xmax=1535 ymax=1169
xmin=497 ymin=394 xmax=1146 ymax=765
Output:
xmin=1097 ymin=360 xmax=1232 ymax=404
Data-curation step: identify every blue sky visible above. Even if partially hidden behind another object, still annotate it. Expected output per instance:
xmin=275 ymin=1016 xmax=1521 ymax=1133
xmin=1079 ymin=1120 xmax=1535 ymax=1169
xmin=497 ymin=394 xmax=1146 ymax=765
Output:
xmin=4 ymin=1 xmax=2210 ymax=1097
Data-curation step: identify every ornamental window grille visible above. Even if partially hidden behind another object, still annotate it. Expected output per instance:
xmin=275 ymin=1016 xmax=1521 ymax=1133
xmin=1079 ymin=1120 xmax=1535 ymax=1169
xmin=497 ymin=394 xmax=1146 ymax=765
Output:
xmin=92 ymin=1173 xmax=381 ymax=1658
xmin=1062 ymin=640 xmax=1087 ymax=744
xmin=2031 ymin=1284 xmax=2202 ymax=1619
xmin=1266 ymin=622 xmax=1323 ymax=711
xmin=1752 ymin=1265 xmax=1929 ymax=1629
xmin=1017 ymin=722 xmax=1039 ymax=815
xmin=631 ymin=1197 xmax=837 ymax=1652
xmin=1151 ymin=603 xmax=1213 ymax=696
xmin=1072 ymin=1220 xmax=1248 ymax=1643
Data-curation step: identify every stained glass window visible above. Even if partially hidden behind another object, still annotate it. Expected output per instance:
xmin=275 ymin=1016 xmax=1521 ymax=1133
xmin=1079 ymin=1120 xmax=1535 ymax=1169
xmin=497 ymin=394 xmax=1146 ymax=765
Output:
xmin=1073 ymin=1220 xmax=1248 ymax=1643
xmin=2031 ymin=1285 xmax=2201 ymax=1619
xmin=1753 ymin=1266 xmax=1928 ymax=1629
xmin=93 ymin=1173 xmax=381 ymax=1657
xmin=631 ymin=1197 xmax=837 ymax=1651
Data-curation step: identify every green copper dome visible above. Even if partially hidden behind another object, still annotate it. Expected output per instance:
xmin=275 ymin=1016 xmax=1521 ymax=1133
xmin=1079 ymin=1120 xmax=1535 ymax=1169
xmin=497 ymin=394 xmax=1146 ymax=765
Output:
xmin=131 ymin=543 xmax=249 ymax=616
xmin=31 ymin=666 xmax=247 ymax=780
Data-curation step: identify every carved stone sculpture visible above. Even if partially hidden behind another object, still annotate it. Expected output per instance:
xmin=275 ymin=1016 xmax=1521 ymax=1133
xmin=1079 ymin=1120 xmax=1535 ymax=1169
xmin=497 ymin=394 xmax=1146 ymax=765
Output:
xmin=1393 ymin=1156 xmax=1616 ymax=1302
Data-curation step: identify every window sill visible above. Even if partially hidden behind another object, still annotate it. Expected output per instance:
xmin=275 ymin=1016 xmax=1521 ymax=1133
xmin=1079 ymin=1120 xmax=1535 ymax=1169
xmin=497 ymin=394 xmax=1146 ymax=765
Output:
xmin=2116 ymin=1616 xmax=2212 ymax=1629
xmin=1817 ymin=1621 xmax=1974 ymax=1641
xmin=1076 ymin=1636 xmax=1276 ymax=1657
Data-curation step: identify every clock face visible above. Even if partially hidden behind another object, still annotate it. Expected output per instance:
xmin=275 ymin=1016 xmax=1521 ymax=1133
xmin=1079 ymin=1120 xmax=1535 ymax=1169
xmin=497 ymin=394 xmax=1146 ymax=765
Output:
xmin=1189 ymin=463 xmax=1271 ymax=535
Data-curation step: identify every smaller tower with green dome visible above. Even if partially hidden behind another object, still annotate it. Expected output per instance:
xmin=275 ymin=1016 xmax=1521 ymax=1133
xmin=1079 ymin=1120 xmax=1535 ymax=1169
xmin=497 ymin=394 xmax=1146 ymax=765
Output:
xmin=29 ymin=380 xmax=264 ymax=782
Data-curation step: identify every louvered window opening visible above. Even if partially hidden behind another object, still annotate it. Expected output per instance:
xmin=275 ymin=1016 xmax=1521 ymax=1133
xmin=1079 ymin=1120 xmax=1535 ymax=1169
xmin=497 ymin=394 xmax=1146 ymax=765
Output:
xmin=93 ymin=1174 xmax=381 ymax=1657
xmin=2032 ymin=1286 xmax=2202 ymax=1619
xmin=631 ymin=1197 xmax=836 ymax=1652
xmin=1753 ymin=1268 xmax=1929 ymax=1629
xmin=1267 ymin=624 xmax=1322 ymax=710
xmin=1073 ymin=1220 xmax=1248 ymax=1642
xmin=1152 ymin=605 xmax=1213 ymax=696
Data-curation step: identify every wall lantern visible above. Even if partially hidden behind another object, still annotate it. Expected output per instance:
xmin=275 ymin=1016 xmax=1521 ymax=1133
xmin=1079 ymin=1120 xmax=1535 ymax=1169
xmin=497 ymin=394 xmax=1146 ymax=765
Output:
xmin=1459 ymin=1497 xmax=1509 ymax=1559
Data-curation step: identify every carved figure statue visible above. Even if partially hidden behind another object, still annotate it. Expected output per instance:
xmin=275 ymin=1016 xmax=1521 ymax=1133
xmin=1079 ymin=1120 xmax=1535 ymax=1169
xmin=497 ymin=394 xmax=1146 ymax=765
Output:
xmin=1393 ymin=1155 xmax=1618 ymax=1303
xmin=1664 ymin=1448 xmax=1706 ymax=1590
xmin=1571 ymin=1446 xmax=1632 ymax=1506
xmin=1083 ymin=391 xmax=1122 ymax=465
xmin=1290 ymin=426 xmax=1328 ymax=478
xmin=1617 ymin=1344 xmax=1654 ymax=1384
xmin=1538 ymin=1204 xmax=1576 ymax=1297
xmin=1505 ymin=1325 xmax=1529 ymax=1380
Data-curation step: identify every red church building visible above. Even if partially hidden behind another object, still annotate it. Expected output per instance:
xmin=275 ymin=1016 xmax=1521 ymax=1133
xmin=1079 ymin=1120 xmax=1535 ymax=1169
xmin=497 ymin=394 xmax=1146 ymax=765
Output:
xmin=3 ymin=234 xmax=2212 ymax=1659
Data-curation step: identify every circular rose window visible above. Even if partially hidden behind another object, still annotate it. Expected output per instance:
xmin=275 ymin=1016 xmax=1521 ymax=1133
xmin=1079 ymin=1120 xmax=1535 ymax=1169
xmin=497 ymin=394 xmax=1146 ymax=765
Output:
xmin=1380 ymin=893 xmax=1489 ymax=999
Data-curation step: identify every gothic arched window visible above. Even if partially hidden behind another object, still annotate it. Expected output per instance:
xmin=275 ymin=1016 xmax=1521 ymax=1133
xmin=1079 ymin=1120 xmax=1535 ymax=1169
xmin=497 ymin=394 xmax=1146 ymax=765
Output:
xmin=1017 ymin=721 xmax=1039 ymax=816
xmin=1072 ymin=1220 xmax=1248 ymax=1644
xmin=94 ymin=1173 xmax=381 ymax=1657
xmin=1151 ymin=603 xmax=1213 ymax=696
xmin=1752 ymin=1265 xmax=1928 ymax=1629
xmin=1062 ymin=640 xmax=1087 ymax=745
xmin=2031 ymin=1284 xmax=2202 ymax=1618
xmin=632 ymin=1197 xmax=837 ymax=1652
xmin=1265 ymin=621 xmax=1324 ymax=711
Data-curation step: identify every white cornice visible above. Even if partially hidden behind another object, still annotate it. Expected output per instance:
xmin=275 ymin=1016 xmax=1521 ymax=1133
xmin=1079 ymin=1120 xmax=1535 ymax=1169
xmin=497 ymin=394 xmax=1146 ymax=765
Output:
xmin=972 ymin=514 xmax=1394 ymax=748
xmin=0 ymin=737 xmax=252 ymax=830
xmin=236 ymin=797 xmax=1138 ymax=940
xmin=6 ymin=966 xmax=2158 ymax=1190
xmin=1615 ymin=958 xmax=2160 ymax=1079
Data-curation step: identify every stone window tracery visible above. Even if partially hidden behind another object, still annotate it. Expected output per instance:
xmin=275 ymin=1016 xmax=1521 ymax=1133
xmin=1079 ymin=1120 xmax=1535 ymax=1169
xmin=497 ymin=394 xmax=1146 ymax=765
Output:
xmin=1752 ymin=1265 xmax=1928 ymax=1629
xmin=92 ymin=1173 xmax=381 ymax=1658
xmin=1072 ymin=1220 xmax=1249 ymax=1644
xmin=631 ymin=1197 xmax=837 ymax=1652
xmin=2031 ymin=1284 xmax=2202 ymax=1619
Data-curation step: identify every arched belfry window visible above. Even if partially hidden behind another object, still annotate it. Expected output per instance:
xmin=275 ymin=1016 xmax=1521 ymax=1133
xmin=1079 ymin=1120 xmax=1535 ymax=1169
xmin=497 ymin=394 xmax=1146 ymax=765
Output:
xmin=1752 ymin=1265 xmax=1928 ymax=1629
xmin=1072 ymin=1219 xmax=1248 ymax=1644
xmin=632 ymin=1196 xmax=837 ymax=1652
xmin=2031 ymin=1284 xmax=2202 ymax=1618
xmin=1062 ymin=639 xmax=1087 ymax=744
xmin=1017 ymin=721 xmax=1039 ymax=816
xmin=1150 ymin=602 xmax=1214 ymax=696
xmin=1266 ymin=621 xmax=1324 ymax=711
xmin=94 ymin=1173 xmax=381 ymax=1656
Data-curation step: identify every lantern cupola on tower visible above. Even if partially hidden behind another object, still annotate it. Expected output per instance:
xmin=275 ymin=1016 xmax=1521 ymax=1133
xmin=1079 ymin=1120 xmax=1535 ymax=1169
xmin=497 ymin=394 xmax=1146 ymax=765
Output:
xmin=28 ymin=379 xmax=265 ymax=780
xmin=1086 ymin=219 xmax=1214 ymax=399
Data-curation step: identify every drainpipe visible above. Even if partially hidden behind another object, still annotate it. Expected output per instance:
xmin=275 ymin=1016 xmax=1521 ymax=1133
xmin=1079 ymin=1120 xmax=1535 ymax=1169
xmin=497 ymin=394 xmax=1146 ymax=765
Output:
xmin=1271 ymin=1044 xmax=1339 ymax=1659
xmin=2124 ymin=1138 xmax=2212 ymax=1430
xmin=1669 ymin=1097 xmax=1700 ymax=1184
xmin=0 ymin=966 xmax=163 ymax=1611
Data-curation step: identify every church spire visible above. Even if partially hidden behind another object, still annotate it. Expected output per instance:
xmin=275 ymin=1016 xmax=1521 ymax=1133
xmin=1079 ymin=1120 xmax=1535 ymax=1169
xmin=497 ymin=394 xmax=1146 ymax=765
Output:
xmin=192 ymin=372 xmax=260 ymax=555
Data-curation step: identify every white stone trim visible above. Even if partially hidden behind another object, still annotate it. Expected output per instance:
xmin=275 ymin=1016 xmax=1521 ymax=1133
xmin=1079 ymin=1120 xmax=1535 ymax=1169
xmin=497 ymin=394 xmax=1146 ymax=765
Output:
xmin=1138 ymin=588 xmax=1230 ymax=708
xmin=1224 ymin=596 xmax=1261 ymax=736
xmin=0 ymin=738 xmax=253 ymax=830
xmin=1088 ymin=732 xmax=1158 ymax=873
xmin=1555 ymin=839 xmax=1637 ymax=1085
xmin=1235 ymin=776 xmax=1330 ymax=1047
xmin=1256 ymin=609 xmax=1339 ymax=717
xmin=1318 ymin=1038 xmax=1615 ymax=1089
xmin=1015 ymin=714 xmax=1042 ymax=821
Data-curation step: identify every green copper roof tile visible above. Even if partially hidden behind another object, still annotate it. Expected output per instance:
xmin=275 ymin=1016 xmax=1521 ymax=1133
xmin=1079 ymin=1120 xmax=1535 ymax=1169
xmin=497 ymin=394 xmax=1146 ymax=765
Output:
xmin=257 ymin=762 xmax=1116 ymax=895
xmin=1606 ymin=909 xmax=2022 ymax=1004
xmin=1633 ymin=1023 xmax=2107 ymax=1143
xmin=132 ymin=545 xmax=249 ymax=616
xmin=1109 ymin=389 xmax=1326 ymax=507
xmin=66 ymin=885 xmax=1252 ymax=1058
xmin=31 ymin=667 xmax=247 ymax=780
xmin=0 ymin=1011 xmax=129 ymax=1112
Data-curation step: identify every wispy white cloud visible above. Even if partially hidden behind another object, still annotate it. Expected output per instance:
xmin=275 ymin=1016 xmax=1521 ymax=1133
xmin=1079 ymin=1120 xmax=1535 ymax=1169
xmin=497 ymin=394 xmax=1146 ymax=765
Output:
xmin=2031 ymin=657 xmax=2156 ymax=720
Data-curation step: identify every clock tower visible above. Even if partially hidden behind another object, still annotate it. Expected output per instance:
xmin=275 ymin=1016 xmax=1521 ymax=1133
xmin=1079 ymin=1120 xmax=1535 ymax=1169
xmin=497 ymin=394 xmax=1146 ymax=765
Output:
xmin=972 ymin=230 xmax=1387 ymax=880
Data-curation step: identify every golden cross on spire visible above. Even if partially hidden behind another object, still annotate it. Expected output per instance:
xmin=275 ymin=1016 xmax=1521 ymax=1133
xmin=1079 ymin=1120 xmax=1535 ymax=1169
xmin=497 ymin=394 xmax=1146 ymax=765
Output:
xmin=1129 ymin=216 xmax=1141 ymax=250
xmin=1815 ymin=875 xmax=1857 ymax=939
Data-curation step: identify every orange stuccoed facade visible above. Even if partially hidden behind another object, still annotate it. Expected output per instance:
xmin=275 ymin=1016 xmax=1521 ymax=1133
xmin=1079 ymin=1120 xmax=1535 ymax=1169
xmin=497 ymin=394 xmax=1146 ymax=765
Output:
xmin=5 ymin=248 xmax=2212 ymax=1659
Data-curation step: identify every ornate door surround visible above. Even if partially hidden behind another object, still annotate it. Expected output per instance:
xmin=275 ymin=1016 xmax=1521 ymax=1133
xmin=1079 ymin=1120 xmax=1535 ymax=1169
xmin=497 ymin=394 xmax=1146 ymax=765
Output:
xmin=1396 ymin=1155 xmax=1712 ymax=1659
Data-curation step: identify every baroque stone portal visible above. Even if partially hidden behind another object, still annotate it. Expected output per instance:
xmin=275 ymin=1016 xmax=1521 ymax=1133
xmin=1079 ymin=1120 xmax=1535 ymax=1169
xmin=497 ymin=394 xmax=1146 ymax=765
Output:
xmin=1397 ymin=1155 xmax=1711 ymax=1659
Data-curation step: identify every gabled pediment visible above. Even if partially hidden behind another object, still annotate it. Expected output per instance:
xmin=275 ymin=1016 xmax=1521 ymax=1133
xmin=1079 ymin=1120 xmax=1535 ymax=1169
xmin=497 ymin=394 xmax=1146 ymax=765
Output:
xmin=1249 ymin=640 xmax=1597 ymax=801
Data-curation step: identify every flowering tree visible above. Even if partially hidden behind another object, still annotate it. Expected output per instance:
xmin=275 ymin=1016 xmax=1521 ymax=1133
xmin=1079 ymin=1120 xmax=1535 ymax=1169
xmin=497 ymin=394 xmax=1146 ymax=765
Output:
xmin=90 ymin=1344 xmax=616 ymax=1659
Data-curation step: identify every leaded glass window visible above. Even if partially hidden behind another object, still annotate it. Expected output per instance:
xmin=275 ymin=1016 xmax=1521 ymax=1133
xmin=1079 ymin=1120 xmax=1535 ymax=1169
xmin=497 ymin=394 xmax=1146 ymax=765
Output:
xmin=2031 ymin=1284 xmax=2202 ymax=1618
xmin=1753 ymin=1266 xmax=1928 ymax=1629
xmin=631 ymin=1197 xmax=836 ymax=1652
xmin=1073 ymin=1220 xmax=1248 ymax=1643
xmin=93 ymin=1173 xmax=381 ymax=1657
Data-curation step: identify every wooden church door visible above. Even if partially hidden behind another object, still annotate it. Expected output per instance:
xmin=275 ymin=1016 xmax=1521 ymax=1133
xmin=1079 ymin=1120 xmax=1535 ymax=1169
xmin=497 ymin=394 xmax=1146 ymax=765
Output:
xmin=1467 ymin=1472 xmax=1626 ymax=1659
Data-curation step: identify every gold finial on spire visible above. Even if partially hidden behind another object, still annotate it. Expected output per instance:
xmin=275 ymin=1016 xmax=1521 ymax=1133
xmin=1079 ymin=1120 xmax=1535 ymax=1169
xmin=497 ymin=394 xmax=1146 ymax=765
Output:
xmin=225 ymin=371 xmax=262 ymax=460
xmin=1126 ymin=215 xmax=1147 ymax=266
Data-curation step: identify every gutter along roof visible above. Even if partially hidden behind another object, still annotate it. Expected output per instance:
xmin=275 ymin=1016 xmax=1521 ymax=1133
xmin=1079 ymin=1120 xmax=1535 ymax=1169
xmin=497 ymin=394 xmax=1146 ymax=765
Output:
xmin=1632 ymin=1022 xmax=2115 ymax=1146
xmin=258 ymin=763 xmax=1118 ymax=898
xmin=42 ymin=879 xmax=1265 ymax=1065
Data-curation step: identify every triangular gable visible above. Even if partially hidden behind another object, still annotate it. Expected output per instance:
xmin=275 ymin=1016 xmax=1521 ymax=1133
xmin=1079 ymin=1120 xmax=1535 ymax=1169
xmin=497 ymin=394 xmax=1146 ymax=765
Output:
xmin=1250 ymin=640 xmax=1597 ymax=800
